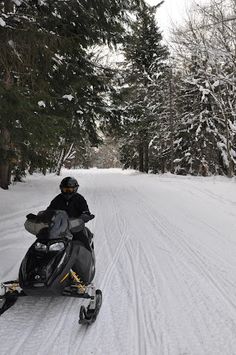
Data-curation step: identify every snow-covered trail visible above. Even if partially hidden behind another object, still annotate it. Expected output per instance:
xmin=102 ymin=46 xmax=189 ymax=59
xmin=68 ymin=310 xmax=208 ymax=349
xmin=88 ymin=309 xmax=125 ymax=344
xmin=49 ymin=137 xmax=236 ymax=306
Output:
xmin=1 ymin=170 xmax=236 ymax=355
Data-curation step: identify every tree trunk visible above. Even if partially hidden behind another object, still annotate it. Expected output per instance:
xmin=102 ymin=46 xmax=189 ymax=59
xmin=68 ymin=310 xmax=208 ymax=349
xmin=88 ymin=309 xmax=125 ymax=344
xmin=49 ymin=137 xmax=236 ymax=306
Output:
xmin=55 ymin=143 xmax=75 ymax=176
xmin=144 ymin=140 xmax=149 ymax=173
xmin=29 ymin=165 xmax=35 ymax=175
xmin=138 ymin=143 xmax=144 ymax=172
xmin=0 ymin=128 xmax=11 ymax=189
xmin=0 ymin=37 xmax=14 ymax=188
xmin=169 ymin=69 xmax=175 ymax=173
xmin=0 ymin=162 xmax=10 ymax=189
xmin=161 ymin=158 xmax=166 ymax=174
xmin=219 ymin=95 xmax=234 ymax=177
xmin=55 ymin=149 xmax=65 ymax=176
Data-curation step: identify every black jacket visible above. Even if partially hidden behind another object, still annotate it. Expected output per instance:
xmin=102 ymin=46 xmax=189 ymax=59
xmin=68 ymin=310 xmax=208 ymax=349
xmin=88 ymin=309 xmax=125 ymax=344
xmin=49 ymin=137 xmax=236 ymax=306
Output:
xmin=47 ymin=193 xmax=90 ymax=218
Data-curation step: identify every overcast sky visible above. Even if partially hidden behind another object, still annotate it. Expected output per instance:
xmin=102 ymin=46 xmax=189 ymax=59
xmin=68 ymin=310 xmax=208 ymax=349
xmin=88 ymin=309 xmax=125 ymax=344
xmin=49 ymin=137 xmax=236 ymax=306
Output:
xmin=146 ymin=0 xmax=196 ymax=40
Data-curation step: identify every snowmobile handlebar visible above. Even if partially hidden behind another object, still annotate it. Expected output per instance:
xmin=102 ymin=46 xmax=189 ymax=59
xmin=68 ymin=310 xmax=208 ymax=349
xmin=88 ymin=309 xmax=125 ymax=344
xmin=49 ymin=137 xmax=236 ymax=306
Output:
xmin=26 ymin=212 xmax=95 ymax=223
xmin=69 ymin=214 xmax=94 ymax=234
xmin=24 ymin=211 xmax=95 ymax=237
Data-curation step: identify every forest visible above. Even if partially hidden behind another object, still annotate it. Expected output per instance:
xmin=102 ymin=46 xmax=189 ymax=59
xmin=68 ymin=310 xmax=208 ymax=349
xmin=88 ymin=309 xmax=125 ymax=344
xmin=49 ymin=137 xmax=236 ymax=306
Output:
xmin=0 ymin=0 xmax=235 ymax=189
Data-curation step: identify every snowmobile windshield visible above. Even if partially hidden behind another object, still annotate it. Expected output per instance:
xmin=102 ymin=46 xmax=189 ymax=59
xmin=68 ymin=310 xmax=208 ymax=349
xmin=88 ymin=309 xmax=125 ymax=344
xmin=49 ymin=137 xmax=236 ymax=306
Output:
xmin=48 ymin=210 xmax=69 ymax=239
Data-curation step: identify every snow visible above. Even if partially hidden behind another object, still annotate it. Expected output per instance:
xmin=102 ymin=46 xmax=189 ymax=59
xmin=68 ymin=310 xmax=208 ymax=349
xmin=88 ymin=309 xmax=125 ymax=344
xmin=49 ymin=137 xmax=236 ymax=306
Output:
xmin=38 ymin=0 xmax=47 ymax=5
xmin=62 ymin=94 xmax=74 ymax=101
xmin=12 ymin=0 xmax=22 ymax=6
xmin=8 ymin=40 xmax=15 ymax=49
xmin=52 ymin=11 xmax=62 ymax=19
xmin=1 ymin=169 xmax=236 ymax=354
xmin=38 ymin=101 xmax=46 ymax=108
xmin=0 ymin=18 xmax=6 ymax=27
xmin=53 ymin=53 xmax=64 ymax=64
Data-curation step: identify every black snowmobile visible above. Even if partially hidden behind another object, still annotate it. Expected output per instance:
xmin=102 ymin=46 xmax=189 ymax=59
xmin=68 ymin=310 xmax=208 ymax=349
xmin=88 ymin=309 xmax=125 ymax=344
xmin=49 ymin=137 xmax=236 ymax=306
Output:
xmin=0 ymin=210 xmax=102 ymax=325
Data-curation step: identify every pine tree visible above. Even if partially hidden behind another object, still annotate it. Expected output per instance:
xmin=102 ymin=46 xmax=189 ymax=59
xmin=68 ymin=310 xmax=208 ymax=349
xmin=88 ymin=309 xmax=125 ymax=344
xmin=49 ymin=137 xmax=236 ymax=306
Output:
xmin=0 ymin=0 xmax=142 ymax=188
xmin=119 ymin=2 xmax=169 ymax=172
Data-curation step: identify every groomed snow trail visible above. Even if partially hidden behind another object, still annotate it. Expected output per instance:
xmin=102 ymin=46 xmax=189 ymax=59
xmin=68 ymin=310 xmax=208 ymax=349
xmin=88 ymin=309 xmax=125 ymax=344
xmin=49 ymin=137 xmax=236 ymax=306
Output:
xmin=1 ymin=169 xmax=236 ymax=355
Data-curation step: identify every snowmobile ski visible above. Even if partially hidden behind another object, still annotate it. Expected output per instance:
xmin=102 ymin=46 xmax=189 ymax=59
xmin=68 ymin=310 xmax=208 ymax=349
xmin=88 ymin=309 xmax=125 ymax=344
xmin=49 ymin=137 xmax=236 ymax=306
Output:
xmin=0 ymin=282 xmax=24 ymax=316
xmin=63 ymin=281 xmax=102 ymax=325
xmin=79 ymin=289 xmax=102 ymax=325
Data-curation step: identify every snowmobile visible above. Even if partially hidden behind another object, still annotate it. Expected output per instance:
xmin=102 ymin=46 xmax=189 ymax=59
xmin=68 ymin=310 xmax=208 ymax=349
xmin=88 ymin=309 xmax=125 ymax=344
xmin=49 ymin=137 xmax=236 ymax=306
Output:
xmin=0 ymin=210 xmax=102 ymax=325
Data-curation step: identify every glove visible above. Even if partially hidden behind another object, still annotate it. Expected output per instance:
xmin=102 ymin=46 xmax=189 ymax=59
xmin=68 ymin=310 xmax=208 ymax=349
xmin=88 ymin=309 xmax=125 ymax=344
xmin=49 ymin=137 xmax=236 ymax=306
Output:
xmin=26 ymin=213 xmax=37 ymax=220
xmin=80 ymin=213 xmax=95 ymax=222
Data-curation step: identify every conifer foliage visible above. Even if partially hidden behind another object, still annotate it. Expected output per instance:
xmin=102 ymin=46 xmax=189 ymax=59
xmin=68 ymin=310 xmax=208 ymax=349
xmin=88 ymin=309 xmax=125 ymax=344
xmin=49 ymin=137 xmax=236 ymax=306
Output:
xmin=0 ymin=0 xmax=141 ymax=189
xmin=112 ymin=0 xmax=236 ymax=177
xmin=1 ymin=0 xmax=235 ymax=187
xmin=118 ymin=2 xmax=169 ymax=172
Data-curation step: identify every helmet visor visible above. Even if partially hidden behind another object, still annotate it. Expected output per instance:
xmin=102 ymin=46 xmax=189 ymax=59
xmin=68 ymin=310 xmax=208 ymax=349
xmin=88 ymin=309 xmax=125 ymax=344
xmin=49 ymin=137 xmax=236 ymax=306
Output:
xmin=62 ymin=187 xmax=75 ymax=193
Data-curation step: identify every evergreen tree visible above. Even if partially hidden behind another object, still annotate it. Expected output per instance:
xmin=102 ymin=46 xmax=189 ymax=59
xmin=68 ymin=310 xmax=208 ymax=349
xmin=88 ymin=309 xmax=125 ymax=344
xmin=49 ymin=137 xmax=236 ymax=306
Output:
xmin=119 ymin=2 xmax=169 ymax=172
xmin=0 ymin=0 xmax=142 ymax=189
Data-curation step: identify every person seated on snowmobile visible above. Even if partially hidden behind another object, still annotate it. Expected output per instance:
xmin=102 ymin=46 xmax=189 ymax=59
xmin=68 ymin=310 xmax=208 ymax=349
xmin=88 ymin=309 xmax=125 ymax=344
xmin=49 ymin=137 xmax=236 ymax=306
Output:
xmin=47 ymin=176 xmax=93 ymax=250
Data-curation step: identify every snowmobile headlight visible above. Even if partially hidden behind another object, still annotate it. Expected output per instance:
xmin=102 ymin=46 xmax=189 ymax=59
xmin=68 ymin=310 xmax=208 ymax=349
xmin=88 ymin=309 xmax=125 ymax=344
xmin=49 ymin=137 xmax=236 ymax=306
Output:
xmin=49 ymin=242 xmax=65 ymax=252
xmin=35 ymin=242 xmax=47 ymax=252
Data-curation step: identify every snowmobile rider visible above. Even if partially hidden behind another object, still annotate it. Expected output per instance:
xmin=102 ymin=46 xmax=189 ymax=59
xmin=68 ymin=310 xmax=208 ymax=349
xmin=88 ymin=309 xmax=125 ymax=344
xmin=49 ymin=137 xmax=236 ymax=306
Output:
xmin=47 ymin=176 xmax=93 ymax=249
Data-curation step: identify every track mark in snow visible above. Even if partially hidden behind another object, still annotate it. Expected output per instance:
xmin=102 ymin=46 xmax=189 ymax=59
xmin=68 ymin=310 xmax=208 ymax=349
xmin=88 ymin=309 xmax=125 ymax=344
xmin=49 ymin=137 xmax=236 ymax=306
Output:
xmin=98 ymin=188 xmax=129 ymax=294
xmin=130 ymin=185 xmax=236 ymax=353
xmin=2 ymin=171 xmax=236 ymax=355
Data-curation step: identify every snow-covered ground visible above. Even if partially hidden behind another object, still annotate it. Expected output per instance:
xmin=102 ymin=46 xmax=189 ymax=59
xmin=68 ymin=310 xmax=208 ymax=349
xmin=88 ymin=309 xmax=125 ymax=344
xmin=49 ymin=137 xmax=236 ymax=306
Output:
xmin=1 ymin=168 xmax=236 ymax=355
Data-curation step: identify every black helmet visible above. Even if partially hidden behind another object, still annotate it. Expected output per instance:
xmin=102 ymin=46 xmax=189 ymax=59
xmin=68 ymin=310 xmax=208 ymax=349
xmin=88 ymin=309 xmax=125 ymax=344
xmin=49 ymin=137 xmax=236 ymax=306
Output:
xmin=60 ymin=177 xmax=79 ymax=199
